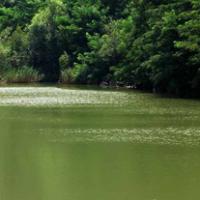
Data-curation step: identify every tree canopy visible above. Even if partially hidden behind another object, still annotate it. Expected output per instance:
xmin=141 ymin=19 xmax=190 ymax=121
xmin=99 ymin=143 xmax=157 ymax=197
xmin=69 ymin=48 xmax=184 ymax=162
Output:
xmin=0 ymin=0 xmax=199 ymax=97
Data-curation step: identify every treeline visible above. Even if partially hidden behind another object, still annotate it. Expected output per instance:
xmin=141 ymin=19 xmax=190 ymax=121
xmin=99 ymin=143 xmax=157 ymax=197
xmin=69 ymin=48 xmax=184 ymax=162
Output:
xmin=0 ymin=0 xmax=199 ymax=96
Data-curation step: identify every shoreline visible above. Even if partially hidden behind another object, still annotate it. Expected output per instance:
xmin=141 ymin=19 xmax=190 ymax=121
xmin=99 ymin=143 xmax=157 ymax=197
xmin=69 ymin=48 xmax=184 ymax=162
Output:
xmin=0 ymin=81 xmax=199 ymax=100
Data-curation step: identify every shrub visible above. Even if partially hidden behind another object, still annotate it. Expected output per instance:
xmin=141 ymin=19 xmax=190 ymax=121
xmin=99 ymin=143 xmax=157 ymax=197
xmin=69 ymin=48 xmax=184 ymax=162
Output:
xmin=59 ymin=51 xmax=69 ymax=70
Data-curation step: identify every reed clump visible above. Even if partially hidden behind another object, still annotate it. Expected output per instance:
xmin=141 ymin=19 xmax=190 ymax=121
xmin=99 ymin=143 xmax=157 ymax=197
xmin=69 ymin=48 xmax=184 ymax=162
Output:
xmin=3 ymin=66 xmax=43 ymax=83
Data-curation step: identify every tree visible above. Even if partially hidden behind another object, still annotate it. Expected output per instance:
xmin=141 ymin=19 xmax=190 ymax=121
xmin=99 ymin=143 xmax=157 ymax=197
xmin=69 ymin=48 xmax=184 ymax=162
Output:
xmin=29 ymin=0 xmax=63 ymax=81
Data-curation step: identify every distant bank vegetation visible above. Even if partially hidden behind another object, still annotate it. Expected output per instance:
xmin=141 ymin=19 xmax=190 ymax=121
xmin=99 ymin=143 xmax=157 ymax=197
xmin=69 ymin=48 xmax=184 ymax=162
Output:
xmin=0 ymin=0 xmax=199 ymax=97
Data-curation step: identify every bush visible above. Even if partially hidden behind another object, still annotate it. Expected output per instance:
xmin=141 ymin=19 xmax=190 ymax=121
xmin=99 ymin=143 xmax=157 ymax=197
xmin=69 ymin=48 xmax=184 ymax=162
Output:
xmin=59 ymin=51 xmax=69 ymax=70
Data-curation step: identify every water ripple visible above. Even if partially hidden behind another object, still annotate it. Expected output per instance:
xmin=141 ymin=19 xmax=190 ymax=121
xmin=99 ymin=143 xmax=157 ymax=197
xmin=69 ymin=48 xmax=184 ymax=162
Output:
xmin=0 ymin=87 xmax=129 ymax=106
xmin=38 ymin=128 xmax=200 ymax=146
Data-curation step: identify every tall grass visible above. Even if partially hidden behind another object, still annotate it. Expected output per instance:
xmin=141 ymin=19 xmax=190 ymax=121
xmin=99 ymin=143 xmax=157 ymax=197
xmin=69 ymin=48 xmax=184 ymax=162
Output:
xmin=3 ymin=66 xmax=43 ymax=83
xmin=59 ymin=69 xmax=74 ymax=83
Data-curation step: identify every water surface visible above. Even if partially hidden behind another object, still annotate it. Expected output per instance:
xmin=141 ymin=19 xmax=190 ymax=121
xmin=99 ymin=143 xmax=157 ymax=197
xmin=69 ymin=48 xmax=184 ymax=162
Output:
xmin=0 ymin=85 xmax=200 ymax=200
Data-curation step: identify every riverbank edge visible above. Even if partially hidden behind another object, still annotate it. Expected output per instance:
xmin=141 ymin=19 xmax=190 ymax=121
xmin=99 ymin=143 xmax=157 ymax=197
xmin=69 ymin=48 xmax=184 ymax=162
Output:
xmin=1 ymin=80 xmax=199 ymax=99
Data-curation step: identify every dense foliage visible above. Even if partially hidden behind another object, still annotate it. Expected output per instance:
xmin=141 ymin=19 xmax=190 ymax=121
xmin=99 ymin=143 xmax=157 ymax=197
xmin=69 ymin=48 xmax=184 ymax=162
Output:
xmin=0 ymin=0 xmax=199 ymax=96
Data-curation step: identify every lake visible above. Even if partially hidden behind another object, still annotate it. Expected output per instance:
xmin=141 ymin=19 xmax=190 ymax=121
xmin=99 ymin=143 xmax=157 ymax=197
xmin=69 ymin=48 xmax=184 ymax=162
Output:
xmin=0 ymin=85 xmax=200 ymax=200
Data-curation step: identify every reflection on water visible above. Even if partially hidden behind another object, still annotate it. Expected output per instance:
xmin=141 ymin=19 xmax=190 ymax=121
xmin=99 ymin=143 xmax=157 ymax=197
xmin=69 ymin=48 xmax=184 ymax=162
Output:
xmin=0 ymin=85 xmax=200 ymax=200
xmin=38 ymin=128 xmax=200 ymax=146
xmin=0 ymin=87 xmax=129 ymax=106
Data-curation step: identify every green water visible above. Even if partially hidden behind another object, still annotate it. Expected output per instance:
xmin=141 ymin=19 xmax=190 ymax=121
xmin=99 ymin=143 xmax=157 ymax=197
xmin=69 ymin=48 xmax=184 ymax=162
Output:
xmin=0 ymin=85 xmax=200 ymax=200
